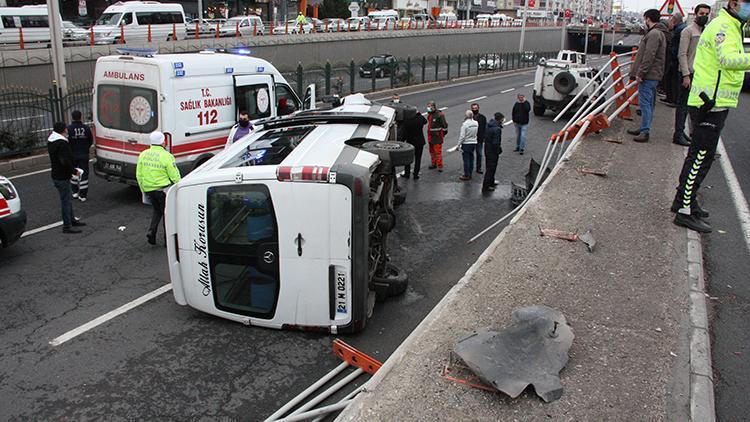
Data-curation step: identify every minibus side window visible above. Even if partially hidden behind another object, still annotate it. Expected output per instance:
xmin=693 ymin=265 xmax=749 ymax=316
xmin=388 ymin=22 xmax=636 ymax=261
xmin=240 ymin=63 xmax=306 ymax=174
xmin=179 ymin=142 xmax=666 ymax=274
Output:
xmin=274 ymin=84 xmax=300 ymax=113
xmin=20 ymin=15 xmax=48 ymax=28
xmin=2 ymin=16 xmax=17 ymax=28
xmin=121 ymin=12 xmax=133 ymax=25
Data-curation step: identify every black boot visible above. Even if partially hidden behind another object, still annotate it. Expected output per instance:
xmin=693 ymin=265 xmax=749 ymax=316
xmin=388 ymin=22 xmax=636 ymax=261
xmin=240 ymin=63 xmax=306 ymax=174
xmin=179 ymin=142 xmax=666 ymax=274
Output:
xmin=673 ymin=213 xmax=712 ymax=233
xmin=671 ymin=203 xmax=709 ymax=218
xmin=672 ymin=136 xmax=690 ymax=146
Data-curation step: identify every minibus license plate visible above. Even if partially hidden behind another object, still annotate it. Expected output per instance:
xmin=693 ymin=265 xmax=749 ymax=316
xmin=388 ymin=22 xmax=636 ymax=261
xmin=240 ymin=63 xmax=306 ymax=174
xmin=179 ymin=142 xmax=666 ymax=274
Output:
xmin=335 ymin=270 xmax=347 ymax=315
xmin=104 ymin=162 xmax=122 ymax=173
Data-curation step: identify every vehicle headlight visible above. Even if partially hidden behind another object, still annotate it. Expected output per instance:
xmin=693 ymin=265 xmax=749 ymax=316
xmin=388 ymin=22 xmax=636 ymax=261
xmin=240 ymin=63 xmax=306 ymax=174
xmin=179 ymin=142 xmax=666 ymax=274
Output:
xmin=0 ymin=178 xmax=17 ymax=200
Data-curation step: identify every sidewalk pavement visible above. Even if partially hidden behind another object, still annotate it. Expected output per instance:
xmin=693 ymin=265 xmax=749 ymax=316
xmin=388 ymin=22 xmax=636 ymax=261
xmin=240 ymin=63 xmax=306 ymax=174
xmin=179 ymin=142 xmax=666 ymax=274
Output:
xmin=338 ymin=104 xmax=713 ymax=421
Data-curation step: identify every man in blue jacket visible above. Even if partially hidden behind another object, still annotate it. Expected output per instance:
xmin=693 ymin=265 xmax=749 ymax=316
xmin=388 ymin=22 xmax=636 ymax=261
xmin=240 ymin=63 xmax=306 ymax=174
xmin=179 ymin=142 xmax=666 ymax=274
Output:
xmin=482 ymin=112 xmax=504 ymax=193
xmin=67 ymin=110 xmax=93 ymax=202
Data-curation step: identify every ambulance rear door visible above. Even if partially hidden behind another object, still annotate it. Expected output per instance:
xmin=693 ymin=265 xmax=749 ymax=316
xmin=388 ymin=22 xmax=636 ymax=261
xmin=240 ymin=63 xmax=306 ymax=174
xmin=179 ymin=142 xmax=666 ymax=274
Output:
xmin=94 ymin=59 xmax=161 ymax=178
xmin=233 ymin=74 xmax=274 ymax=121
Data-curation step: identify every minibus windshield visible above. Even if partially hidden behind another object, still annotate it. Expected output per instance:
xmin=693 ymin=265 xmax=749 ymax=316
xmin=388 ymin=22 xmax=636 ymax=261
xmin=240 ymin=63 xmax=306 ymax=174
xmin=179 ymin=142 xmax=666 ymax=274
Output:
xmin=223 ymin=126 xmax=313 ymax=168
xmin=96 ymin=12 xmax=122 ymax=26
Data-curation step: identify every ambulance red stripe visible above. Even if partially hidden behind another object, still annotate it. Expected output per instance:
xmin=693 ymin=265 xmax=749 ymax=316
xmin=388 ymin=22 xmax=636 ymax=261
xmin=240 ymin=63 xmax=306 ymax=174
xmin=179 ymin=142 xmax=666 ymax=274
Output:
xmin=95 ymin=136 xmax=226 ymax=158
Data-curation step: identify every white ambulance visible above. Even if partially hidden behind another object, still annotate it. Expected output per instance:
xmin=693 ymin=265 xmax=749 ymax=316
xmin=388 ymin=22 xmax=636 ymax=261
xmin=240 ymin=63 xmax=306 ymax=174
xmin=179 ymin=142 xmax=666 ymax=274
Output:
xmin=93 ymin=48 xmax=316 ymax=185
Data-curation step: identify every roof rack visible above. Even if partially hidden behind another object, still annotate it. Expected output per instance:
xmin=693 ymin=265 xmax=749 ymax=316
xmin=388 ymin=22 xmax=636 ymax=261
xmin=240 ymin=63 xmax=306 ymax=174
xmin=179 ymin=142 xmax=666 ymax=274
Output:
xmin=257 ymin=112 xmax=388 ymax=130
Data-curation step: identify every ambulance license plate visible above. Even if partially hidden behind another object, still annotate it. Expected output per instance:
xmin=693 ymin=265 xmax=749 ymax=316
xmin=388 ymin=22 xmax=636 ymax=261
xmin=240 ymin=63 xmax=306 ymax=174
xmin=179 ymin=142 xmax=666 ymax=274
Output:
xmin=104 ymin=162 xmax=122 ymax=173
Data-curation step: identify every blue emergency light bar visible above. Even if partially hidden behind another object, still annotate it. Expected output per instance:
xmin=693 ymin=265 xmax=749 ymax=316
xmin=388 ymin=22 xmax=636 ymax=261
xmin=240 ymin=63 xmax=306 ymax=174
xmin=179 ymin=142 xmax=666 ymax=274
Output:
xmin=116 ymin=47 xmax=158 ymax=57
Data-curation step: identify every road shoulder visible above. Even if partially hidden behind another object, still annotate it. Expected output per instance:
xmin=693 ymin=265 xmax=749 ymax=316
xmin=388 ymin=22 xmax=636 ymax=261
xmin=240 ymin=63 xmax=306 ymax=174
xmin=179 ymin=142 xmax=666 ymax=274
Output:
xmin=338 ymin=105 xmax=708 ymax=420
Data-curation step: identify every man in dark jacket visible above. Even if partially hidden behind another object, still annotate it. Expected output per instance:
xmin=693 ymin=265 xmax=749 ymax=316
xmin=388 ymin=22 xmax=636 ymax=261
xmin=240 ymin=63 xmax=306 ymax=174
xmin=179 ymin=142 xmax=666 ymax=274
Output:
xmin=661 ymin=13 xmax=685 ymax=106
xmin=511 ymin=94 xmax=531 ymax=154
xmin=401 ymin=108 xmax=427 ymax=179
xmin=470 ymin=103 xmax=487 ymax=174
xmin=627 ymin=9 xmax=669 ymax=142
xmin=67 ymin=110 xmax=93 ymax=202
xmin=482 ymin=112 xmax=504 ymax=193
xmin=48 ymin=122 xmax=85 ymax=234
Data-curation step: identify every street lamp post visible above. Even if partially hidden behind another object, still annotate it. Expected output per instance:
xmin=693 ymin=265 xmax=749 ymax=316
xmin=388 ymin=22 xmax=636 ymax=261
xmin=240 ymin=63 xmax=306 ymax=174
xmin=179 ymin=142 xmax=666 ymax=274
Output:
xmin=518 ymin=0 xmax=529 ymax=52
xmin=46 ymin=0 xmax=67 ymax=96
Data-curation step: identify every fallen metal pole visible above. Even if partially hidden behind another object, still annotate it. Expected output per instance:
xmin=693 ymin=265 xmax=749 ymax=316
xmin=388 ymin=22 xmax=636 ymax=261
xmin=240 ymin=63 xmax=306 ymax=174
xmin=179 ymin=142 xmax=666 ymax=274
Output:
xmin=286 ymin=368 xmax=365 ymax=418
xmin=310 ymin=386 xmax=364 ymax=422
xmin=276 ymin=399 xmax=353 ymax=422
xmin=263 ymin=362 xmax=350 ymax=422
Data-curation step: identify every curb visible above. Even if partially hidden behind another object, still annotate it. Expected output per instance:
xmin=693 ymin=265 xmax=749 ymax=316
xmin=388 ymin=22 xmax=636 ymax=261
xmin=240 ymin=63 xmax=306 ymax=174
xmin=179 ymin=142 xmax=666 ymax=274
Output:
xmin=686 ymin=229 xmax=716 ymax=422
xmin=0 ymin=154 xmax=49 ymax=174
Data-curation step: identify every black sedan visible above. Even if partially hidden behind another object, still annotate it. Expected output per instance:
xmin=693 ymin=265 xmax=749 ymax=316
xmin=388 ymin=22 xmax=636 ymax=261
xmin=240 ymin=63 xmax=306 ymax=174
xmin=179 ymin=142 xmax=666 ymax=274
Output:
xmin=359 ymin=55 xmax=399 ymax=79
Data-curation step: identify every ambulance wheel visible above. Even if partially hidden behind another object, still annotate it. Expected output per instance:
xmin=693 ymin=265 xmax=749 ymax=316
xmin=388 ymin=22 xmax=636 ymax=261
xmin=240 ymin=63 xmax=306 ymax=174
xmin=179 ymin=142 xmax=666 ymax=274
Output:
xmin=372 ymin=263 xmax=408 ymax=302
xmin=362 ymin=141 xmax=414 ymax=167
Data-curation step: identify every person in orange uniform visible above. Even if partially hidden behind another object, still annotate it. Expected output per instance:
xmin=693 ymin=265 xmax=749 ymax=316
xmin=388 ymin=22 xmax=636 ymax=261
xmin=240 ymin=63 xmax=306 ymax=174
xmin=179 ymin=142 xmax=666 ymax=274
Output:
xmin=426 ymin=101 xmax=447 ymax=172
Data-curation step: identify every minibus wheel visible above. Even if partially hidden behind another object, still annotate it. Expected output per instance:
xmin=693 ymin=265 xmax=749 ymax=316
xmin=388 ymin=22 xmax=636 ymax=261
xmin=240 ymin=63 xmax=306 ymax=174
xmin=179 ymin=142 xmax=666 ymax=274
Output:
xmin=362 ymin=141 xmax=414 ymax=167
xmin=372 ymin=262 xmax=408 ymax=302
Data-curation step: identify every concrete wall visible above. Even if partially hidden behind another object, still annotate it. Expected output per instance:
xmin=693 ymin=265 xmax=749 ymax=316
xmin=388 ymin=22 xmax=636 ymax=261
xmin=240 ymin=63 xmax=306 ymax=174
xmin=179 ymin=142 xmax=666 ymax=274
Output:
xmin=0 ymin=27 xmax=564 ymax=91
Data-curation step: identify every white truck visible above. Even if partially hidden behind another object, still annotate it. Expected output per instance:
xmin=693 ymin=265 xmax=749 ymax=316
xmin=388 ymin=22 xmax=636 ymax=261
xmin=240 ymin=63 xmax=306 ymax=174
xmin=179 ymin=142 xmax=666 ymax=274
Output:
xmin=93 ymin=48 xmax=316 ymax=185
xmin=532 ymin=50 xmax=600 ymax=116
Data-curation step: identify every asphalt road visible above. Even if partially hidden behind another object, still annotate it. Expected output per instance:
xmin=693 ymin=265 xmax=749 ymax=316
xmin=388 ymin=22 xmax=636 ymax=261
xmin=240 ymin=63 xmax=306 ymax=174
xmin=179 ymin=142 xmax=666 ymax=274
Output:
xmin=0 ymin=56 xmax=611 ymax=420
xmin=697 ymin=91 xmax=750 ymax=422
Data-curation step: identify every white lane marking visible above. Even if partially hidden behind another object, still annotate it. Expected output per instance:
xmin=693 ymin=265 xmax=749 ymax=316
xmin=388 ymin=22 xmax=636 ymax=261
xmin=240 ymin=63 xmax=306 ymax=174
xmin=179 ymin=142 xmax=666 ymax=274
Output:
xmin=439 ymin=106 xmax=448 ymax=111
xmin=501 ymin=88 xmax=516 ymax=93
xmin=447 ymin=145 xmax=458 ymax=152
xmin=466 ymin=95 xmax=487 ymax=103
xmin=717 ymin=138 xmax=750 ymax=254
xmin=49 ymin=284 xmax=173 ymax=347
xmin=504 ymin=120 xmax=513 ymax=126
xmin=21 ymin=221 xmax=63 ymax=237
xmin=524 ymin=82 xmax=534 ymax=87
xmin=8 ymin=167 xmax=51 ymax=180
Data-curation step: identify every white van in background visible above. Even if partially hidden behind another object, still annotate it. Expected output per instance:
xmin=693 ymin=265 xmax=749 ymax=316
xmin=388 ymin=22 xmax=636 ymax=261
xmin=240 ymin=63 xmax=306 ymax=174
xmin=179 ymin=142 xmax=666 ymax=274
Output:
xmin=436 ymin=12 xmax=457 ymax=28
xmin=92 ymin=1 xmax=186 ymax=44
xmin=93 ymin=48 xmax=316 ymax=185
xmin=0 ymin=5 xmax=61 ymax=45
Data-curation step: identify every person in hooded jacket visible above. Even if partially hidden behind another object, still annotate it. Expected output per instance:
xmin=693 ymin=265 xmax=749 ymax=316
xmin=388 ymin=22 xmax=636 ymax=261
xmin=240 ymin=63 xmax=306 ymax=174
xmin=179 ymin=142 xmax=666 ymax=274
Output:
xmin=48 ymin=122 xmax=86 ymax=234
xmin=627 ymin=9 xmax=669 ymax=142
xmin=482 ymin=112 xmax=504 ymax=193
xmin=225 ymin=111 xmax=253 ymax=148
xmin=397 ymin=99 xmax=427 ymax=180
xmin=67 ymin=110 xmax=93 ymax=201
xmin=470 ymin=103 xmax=487 ymax=174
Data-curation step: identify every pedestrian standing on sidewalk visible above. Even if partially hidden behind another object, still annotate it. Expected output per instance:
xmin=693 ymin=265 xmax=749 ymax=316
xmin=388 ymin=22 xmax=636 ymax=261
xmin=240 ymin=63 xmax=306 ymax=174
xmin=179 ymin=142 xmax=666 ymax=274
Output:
xmin=482 ymin=112 xmax=504 ymax=194
xmin=67 ymin=110 xmax=93 ymax=202
xmin=671 ymin=0 xmax=750 ymax=233
xmin=457 ymin=110 xmax=479 ymax=181
xmin=48 ymin=122 xmax=86 ymax=234
xmin=470 ymin=103 xmax=487 ymax=174
xmin=628 ymin=9 xmax=669 ymax=143
xmin=136 ymin=131 xmax=181 ymax=245
xmin=401 ymin=107 xmax=427 ymax=180
xmin=660 ymin=13 xmax=685 ymax=107
xmin=426 ymin=101 xmax=447 ymax=172
xmin=511 ymin=94 xmax=531 ymax=154
xmin=672 ymin=4 xmax=711 ymax=146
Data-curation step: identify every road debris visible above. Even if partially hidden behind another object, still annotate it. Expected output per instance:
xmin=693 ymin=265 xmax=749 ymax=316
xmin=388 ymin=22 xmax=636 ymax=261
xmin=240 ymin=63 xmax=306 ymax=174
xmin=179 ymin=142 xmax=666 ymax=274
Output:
xmin=577 ymin=167 xmax=608 ymax=177
xmin=539 ymin=227 xmax=596 ymax=252
xmin=118 ymin=226 xmax=126 ymax=231
xmin=452 ymin=305 xmax=574 ymax=403
xmin=602 ymin=137 xmax=623 ymax=144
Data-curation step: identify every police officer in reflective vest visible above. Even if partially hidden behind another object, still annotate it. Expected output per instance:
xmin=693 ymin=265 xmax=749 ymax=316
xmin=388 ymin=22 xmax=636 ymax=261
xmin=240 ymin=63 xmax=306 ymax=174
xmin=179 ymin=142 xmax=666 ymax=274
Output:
xmin=136 ymin=131 xmax=181 ymax=245
xmin=671 ymin=0 xmax=750 ymax=233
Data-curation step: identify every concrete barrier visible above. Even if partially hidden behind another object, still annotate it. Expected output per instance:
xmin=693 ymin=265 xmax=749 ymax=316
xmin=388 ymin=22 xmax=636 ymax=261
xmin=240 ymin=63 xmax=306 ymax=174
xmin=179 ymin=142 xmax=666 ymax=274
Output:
xmin=0 ymin=27 xmax=563 ymax=91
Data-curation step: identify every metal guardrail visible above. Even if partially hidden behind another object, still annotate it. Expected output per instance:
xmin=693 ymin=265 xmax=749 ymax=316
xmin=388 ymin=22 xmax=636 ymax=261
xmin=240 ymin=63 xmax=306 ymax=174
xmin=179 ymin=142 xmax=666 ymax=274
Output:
xmin=468 ymin=49 xmax=640 ymax=243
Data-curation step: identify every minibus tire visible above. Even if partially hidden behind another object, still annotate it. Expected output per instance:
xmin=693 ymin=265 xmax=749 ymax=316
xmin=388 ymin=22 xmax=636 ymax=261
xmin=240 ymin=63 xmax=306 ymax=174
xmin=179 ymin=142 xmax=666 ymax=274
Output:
xmin=362 ymin=141 xmax=414 ymax=167
xmin=393 ymin=190 xmax=406 ymax=207
xmin=533 ymin=103 xmax=545 ymax=116
xmin=372 ymin=262 xmax=408 ymax=298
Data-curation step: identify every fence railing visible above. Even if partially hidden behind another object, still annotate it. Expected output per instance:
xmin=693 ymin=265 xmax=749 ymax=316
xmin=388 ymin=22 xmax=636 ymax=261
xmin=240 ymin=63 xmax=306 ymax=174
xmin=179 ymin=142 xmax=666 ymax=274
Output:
xmin=0 ymin=50 xmax=558 ymax=158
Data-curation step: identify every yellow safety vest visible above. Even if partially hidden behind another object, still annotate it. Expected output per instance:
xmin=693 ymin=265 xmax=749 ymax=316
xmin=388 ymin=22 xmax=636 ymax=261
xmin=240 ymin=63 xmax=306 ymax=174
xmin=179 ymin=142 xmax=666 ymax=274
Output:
xmin=136 ymin=146 xmax=181 ymax=193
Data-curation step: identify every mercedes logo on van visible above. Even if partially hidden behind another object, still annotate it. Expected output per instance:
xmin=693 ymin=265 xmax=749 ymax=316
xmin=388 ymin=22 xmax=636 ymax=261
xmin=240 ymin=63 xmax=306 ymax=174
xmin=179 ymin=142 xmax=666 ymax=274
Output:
xmin=263 ymin=251 xmax=275 ymax=264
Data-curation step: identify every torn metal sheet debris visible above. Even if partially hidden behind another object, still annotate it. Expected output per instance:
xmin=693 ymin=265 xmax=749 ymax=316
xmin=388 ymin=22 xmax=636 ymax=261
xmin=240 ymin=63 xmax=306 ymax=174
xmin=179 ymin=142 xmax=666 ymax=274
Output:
xmin=577 ymin=167 xmax=608 ymax=177
xmin=602 ymin=137 xmax=623 ymax=144
xmin=453 ymin=305 xmax=574 ymax=403
xmin=578 ymin=230 xmax=596 ymax=252
xmin=539 ymin=227 xmax=596 ymax=252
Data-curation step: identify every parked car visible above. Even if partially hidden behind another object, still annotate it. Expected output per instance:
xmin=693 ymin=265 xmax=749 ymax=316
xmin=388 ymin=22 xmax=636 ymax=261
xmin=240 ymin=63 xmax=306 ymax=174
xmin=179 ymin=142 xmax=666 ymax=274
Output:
xmin=164 ymin=94 xmax=414 ymax=333
xmin=521 ymin=51 xmax=537 ymax=63
xmin=62 ymin=20 xmax=89 ymax=42
xmin=271 ymin=19 xmax=313 ymax=34
xmin=359 ymin=54 xmax=398 ymax=78
xmin=324 ymin=18 xmax=347 ymax=32
xmin=186 ymin=18 xmax=215 ymax=36
xmin=309 ymin=17 xmax=325 ymax=32
xmin=346 ymin=16 xmax=370 ymax=31
xmin=398 ymin=17 xmax=413 ymax=29
xmin=371 ymin=16 xmax=397 ymax=30
xmin=220 ymin=15 xmax=265 ymax=36
xmin=0 ymin=176 xmax=26 ymax=248
xmin=478 ymin=54 xmax=504 ymax=70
